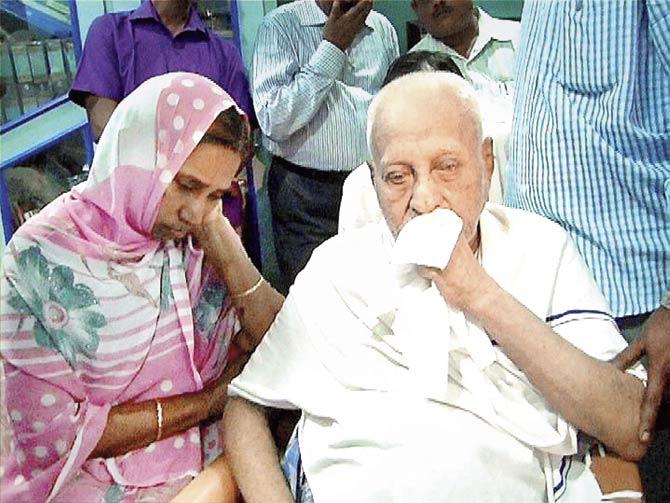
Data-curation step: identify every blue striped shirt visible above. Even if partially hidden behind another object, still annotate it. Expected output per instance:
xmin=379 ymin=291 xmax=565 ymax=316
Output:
xmin=251 ymin=0 xmax=399 ymax=171
xmin=506 ymin=0 xmax=670 ymax=317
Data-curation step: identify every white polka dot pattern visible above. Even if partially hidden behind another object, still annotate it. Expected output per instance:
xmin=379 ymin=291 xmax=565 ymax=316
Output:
xmin=173 ymin=437 xmax=185 ymax=449
xmin=159 ymin=170 xmax=173 ymax=184
xmin=54 ymin=439 xmax=67 ymax=456
xmin=14 ymin=474 xmax=25 ymax=486
xmin=193 ymin=98 xmax=205 ymax=110
xmin=160 ymin=379 xmax=173 ymax=393
xmin=166 ymin=93 xmax=180 ymax=106
xmin=181 ymin=79 xmax=195 ymax=88
xmin=173 ymin=116 xmax=184 ymax=131
xmin=10 ymin=410 xmax=22 ymax=422
xmin=40 ymin=394 xmax=56 ymax=407
xmin=34 ymin=446 xmax=47 ymax=458
xmin=32 ymin=421 xmax=45 ymax=433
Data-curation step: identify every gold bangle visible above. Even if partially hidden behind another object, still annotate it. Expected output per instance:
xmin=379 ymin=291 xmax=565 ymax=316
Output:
xmin=155 ymin=399 xmax=164 ymax=442
xmin=231 ymin=275 xmax=264 ymax=300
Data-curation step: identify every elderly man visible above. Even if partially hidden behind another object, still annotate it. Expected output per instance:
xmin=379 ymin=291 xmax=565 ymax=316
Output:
xmin=223 ymin=74 xmax=647 ymax=502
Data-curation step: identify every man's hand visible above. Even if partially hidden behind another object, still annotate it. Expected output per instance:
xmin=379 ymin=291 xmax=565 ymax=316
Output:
xmin=417 ymin=231 xmax=495 ymax=314
xmin=612 ymin=306 xmax=670 ymax=442
xmin=323 ymin=0 xmax=373 ymax=51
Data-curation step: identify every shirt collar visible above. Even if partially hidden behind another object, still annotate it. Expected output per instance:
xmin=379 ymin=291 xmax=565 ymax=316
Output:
xmin=297 ymin=0 xmax=375 ymax=30
xmin=130 ymin=0 xmax=208 ymax=36
xmin=470 ymin=7 xmax=515 ymax=56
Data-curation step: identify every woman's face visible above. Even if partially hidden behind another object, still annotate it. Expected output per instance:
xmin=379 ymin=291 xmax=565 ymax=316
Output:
xmin=152 ymin=143 xmax=241 ymax=241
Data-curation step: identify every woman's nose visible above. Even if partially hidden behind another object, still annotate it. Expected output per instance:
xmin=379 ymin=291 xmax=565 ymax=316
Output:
xmin=178 ymin=200 xmax=206 ymax=225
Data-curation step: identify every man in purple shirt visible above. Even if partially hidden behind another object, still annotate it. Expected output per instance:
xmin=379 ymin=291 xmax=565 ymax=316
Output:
xmin=69 ymin=0 xmax=255 ymax=140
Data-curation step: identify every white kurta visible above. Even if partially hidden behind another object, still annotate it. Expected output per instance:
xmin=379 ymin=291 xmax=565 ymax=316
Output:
xmin=230 ymin=204 xmax=641 ymax=503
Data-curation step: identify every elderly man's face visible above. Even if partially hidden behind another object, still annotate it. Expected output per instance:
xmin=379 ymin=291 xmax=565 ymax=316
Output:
xmin=371 ymin=94 xmax=492 ymax=248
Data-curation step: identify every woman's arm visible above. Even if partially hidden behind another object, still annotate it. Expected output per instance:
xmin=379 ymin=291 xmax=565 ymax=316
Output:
xmin=90 ymin=353 xmax=249 ymax=459
xmin=196 ymin=210 xmax=284 ymax=347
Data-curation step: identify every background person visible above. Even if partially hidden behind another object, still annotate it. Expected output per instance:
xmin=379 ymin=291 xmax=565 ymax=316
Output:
xmin=252 ymin=0 xmax=399 ymax=294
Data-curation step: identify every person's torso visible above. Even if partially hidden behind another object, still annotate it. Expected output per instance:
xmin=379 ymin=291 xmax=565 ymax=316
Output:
xmin=506 ymin=0 xmax=670 ymax=316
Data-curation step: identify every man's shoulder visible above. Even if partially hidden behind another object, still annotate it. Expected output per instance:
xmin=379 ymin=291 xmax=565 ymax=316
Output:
xmin=306 ymin=224 xmax=384 ymax=274
xmin=478 ymin=8 xmax=521 ymax=45
xmin=89 ymin=11 xmax=128 ymax=34
xmin=262 ymin=0 xmax=305 ymax=29
xmin=367 ymin=9 xmax=395 ymax=32
xmin=483 ymin=203 xmax=569 ymax=250
xmin=205 ymin=30 xmax=244 ymax=59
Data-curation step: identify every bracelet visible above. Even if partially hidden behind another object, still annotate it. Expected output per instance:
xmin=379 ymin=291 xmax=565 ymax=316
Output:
xmin=231 ymin=275 xmax=264 ymax=300
xmin=155 ymin=399 xmax=164 ymax=442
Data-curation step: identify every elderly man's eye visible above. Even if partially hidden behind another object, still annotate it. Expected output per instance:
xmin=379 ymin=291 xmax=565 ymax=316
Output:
xmin=436 ymin=162 xmax=458 ymax=174
xmin=385 ymin=172 xmax=409 ymax=185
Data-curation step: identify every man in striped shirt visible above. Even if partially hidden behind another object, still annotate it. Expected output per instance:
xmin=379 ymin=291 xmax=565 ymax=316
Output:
xmin=252 ymin=0 xmax=399 ymax=294
xmin=507 ymin=1 xmax=669 ymax=498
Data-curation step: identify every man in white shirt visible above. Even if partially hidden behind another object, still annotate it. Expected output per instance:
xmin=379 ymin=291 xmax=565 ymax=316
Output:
xmin=410 ymin=0 xmax=519 ymax=89
xmin=252 ymin=0 xmax=399 ymax=293
xmin=224 ymin=73 xmax=648 ymax=503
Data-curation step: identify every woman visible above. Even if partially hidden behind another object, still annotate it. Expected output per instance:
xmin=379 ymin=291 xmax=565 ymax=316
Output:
xmin=0 ymin=72 xmax=283 ymax=501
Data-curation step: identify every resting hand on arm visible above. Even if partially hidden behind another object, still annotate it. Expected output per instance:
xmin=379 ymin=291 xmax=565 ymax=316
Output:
xmin=191 ymin=202 xmax=284 ymax=347
xmin=92 ymin=201 xmax=284 ymax=460
xmin=612 ymin=305 xmax=670 ymax=441
xmin=420 ymin=231 xmax=648 ymax=461
xmin=90 ymin=353 xmax=250 ymax=459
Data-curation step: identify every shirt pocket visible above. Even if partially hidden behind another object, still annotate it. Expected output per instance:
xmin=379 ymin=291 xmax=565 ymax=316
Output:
xmin=555 ymin=2 xmax=619 ymax=94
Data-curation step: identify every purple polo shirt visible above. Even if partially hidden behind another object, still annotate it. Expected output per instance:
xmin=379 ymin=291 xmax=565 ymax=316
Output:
xmin=69 ymin=0 xmax=255 ymax=125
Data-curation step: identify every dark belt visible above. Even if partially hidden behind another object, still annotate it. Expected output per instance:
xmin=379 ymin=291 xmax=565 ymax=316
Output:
xmin=273 ymin=156 xmax=350 ymax=184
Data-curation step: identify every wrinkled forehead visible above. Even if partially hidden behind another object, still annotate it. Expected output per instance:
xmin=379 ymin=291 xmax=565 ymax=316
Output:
xmin=371 ymin=97 xmax=479 ymax=165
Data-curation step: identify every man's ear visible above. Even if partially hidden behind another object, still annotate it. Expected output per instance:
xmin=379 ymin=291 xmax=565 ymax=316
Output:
xmin=482 ymin=137 xmax=494 ymax=182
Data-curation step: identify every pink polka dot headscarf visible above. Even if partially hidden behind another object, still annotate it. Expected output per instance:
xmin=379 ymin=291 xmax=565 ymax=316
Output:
xmin=61 ymin=72 xmax=246 ymax=260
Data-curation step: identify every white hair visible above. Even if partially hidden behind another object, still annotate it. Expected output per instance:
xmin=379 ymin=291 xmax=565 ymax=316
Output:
xmin=366 ymin=72 xmax=483 ymax=161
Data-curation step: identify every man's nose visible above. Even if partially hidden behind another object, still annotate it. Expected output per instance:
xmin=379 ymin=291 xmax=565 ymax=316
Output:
xmin=410 ymin=176 xmax=442 ymax=215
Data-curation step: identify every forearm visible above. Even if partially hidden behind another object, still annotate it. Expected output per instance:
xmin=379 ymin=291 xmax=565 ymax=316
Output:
xmin=255 ymin=40 xmax=345 ymax=141
xmin=83 ymin=94 xmax=117 ymax=141
xmin=198 ymin=217 xmax=283 ymax=345
xmin=223 ymin=397 xmax=294 ymax=503
xmin=91 ymin=354 xmax=250 ymax=459
xmin=90 ymin=389 xmax=207 ymax=459
xmin=468 ymin=280 xmax=646 ymax=460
